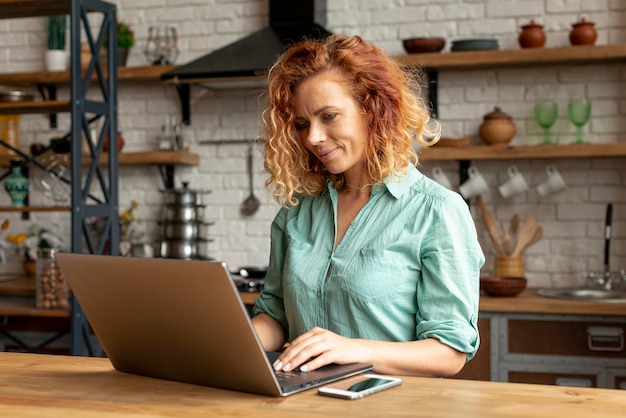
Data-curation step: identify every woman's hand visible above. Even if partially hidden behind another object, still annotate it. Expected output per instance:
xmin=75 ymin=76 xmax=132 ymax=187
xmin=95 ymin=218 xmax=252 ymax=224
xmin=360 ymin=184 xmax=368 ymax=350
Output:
xmin=273 ymin=327 xmax=371 ymax=372
xmin=273 ymin=326 xmax=467 ymax=377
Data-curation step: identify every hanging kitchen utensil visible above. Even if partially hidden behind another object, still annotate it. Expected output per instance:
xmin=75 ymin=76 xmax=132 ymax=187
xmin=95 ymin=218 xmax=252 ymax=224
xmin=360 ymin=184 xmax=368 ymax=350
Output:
xmin=240 ymin=144 xmax=260 ymax=216
xmin=476 ymin=195 xmax=505 ymax=256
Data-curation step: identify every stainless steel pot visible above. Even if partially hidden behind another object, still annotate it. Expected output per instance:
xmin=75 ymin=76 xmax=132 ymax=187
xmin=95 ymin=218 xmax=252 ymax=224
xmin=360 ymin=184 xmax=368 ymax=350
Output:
xmin=160 ymin=221 xmax=213 ymax=240
xmin=159 ymin=239 xmax=211 ymax=259
xmin=163 ymin=204 xmax=206 ymax=222
xmin=160 ymin=182 xmax=211 ymax=206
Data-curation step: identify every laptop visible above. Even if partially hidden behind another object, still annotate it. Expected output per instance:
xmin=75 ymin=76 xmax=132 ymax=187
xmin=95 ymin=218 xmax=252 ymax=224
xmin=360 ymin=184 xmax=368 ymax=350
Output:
xmin=55 ymin=253 xmax=372 ymax=396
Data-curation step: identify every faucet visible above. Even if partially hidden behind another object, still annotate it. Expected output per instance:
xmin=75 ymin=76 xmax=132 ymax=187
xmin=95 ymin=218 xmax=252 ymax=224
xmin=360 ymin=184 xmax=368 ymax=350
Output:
xmin=585 ymin=269 xmax=626 ymax=291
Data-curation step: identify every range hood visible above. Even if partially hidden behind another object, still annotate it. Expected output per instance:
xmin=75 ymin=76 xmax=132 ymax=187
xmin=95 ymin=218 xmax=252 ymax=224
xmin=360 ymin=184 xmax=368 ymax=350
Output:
xmin=161 ymin=0 xmax=331 ymax=88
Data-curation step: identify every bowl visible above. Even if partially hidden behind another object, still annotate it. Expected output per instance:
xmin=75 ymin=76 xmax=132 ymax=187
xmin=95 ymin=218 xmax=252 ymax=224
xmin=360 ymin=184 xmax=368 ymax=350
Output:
xmin=480 ymin=276 xmax=527 ymax=297
xmin=402 ymin=37 xmax=445 ymax=53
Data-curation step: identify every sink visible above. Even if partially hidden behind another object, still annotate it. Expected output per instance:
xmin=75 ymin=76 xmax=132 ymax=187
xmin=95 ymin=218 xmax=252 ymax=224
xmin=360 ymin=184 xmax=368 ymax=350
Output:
xmin=537 ymin=287 xmax=626 ymax=303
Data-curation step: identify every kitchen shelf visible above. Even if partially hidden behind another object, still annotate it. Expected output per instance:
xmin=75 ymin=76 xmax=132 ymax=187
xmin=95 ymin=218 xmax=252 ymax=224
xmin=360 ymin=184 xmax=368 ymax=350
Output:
xmin=0 ymin=100 xmax=70 ymax=115
xmin=396 ymin=44 xmax=626 ymax=69
xmin=419 ymin=142 xmax=626 ymax=161
xmin=0 ymin=0 xmax=68 ymax=19
xmin=0 ymin=206 xmax=70 ymax=212
xmin=0 ymin=151 xmax=200 ymax=167
xmin=0 ymin=65 xmax=177 ymax=86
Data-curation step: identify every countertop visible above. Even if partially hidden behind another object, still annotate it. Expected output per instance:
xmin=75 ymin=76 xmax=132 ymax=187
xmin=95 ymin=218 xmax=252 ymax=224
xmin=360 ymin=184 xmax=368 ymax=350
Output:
xmin=0 ymin=351 xmax=624 ymax=417
xmin=1 ymin=277 xmax=624 ymax=316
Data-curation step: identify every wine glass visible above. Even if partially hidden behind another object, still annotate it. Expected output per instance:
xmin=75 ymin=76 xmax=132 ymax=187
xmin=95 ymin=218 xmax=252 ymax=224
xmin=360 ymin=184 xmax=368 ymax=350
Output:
xmin=534 ymin=101 xmax=558 ymax=145
xmin=567 ymin=99 xmax=591 ymax=144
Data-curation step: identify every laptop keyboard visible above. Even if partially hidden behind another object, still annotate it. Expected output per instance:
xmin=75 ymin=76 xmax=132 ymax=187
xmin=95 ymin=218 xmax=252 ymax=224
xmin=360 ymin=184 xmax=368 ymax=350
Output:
xmin=275 ymin=369 xmax=305 ymax=380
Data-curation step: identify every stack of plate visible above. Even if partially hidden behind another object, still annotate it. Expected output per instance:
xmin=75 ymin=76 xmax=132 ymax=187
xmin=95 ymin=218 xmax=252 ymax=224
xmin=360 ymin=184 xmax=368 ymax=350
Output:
xmin=451 ymin=38 xmax=499 ymax=52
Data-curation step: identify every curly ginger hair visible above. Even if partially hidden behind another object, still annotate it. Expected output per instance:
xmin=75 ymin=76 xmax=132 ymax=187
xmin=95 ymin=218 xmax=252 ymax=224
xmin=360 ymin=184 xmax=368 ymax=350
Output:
xmin=262 ymin=34 xmax=440 ymax=207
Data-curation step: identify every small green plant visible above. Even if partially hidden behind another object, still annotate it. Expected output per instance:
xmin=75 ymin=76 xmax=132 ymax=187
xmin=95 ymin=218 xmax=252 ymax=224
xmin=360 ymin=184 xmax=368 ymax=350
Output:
xmin=103 ymin=22 xmax=135 ymax=48
xmin=117 ymin=22 xmax=135 ymax=48
xmin=47 ymin=15 xmax=67 ymax=50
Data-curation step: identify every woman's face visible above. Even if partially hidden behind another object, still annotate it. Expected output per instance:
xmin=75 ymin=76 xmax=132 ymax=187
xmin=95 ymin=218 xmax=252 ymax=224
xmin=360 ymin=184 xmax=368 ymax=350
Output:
xmin=293 ymin=72 xmax=369 ymax=180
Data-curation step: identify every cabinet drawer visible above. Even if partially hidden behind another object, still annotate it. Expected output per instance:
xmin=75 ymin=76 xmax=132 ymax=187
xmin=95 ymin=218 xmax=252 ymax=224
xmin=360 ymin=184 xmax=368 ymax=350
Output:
xmin=608 ymin=368 xmax=626 ymax=389
xmin=508 ymin=371 xmax=599 ymax=387
xmin=508 ymin=319 xmax=626 ymax=358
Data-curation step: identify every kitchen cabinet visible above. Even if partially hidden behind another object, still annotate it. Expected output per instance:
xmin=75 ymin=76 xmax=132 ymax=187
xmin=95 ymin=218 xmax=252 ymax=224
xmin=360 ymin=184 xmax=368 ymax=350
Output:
xmin=496 ymin=313 xmax=626 ymax=388
xmin=452 ymin=316 xmax=492 ymax=381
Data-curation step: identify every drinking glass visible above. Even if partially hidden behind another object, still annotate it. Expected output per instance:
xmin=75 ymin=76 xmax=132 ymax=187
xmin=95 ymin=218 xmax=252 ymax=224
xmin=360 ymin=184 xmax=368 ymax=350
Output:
xmin=567 ymin=99 xmax=591 ymax=144
xmin=534 ymin=101 xmax=558 ymax=145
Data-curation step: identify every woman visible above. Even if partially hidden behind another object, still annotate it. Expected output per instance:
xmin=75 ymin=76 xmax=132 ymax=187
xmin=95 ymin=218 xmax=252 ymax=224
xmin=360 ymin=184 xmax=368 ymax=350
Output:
xmin=252 ymin=34 xmax=484 ymax=377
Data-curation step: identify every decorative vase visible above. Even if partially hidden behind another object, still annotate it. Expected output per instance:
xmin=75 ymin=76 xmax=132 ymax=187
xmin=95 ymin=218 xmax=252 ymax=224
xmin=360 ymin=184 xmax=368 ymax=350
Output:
xmin=518 ymin=20 xmax=546 ymax=48
xmin=569 ymin=18 xmax=597 ymax=46
xmin=4 ymin=160 xmax=29 ymax=207
xmin=479 ymin=107 xmax=517 ymax=146
xmin=23 ymin=258 xmax=36 ymax=278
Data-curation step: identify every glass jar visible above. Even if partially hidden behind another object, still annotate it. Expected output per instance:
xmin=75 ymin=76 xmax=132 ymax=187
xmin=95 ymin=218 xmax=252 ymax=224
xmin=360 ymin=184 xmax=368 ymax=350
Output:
xmin=36 ymin=248 xmax=70 ymax=310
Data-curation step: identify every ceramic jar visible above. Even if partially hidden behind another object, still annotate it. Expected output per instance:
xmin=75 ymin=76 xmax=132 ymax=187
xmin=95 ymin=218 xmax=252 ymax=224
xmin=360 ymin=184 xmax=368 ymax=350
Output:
xmin=518 ymin=20 xmax=545 ymax=48
xmin=4 ymin=160 xmax=29 ymax=207
xmin=569 ymin=18 xmax=597 ymax=46
xmin=479 ymin=107 xmax=517 ymax=146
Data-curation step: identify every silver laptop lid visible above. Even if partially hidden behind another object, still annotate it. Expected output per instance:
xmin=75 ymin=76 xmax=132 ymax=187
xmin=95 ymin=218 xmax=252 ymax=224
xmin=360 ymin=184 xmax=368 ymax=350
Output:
xmin=56 ymin=254 xmax=284 ymax=396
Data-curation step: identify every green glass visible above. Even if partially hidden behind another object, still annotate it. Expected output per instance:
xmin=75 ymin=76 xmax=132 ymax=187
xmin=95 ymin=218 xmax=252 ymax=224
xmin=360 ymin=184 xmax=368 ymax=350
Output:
xmin=534 ymin=101 xmax=558 ymax=145
xmin=567 ymin=99 xmax=591 ymax=144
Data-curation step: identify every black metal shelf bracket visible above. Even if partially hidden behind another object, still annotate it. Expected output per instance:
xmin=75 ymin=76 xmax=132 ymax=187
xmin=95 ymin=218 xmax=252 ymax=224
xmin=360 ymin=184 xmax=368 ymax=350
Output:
xmin=36 ymin=84 xmax=58 ymax=128
xmin=175 ymin=84 xmax=191 ymax=125
xmin=158 ymin=164 xmax=176 ymax=189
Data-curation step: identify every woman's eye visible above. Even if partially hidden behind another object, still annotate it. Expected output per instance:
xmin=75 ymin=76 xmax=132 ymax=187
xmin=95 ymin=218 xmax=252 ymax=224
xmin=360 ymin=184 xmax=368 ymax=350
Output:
xmin=295 ymin=121 xmax=309 ymax=131
xmin=323 ymin=113 xmax=337 ymax=121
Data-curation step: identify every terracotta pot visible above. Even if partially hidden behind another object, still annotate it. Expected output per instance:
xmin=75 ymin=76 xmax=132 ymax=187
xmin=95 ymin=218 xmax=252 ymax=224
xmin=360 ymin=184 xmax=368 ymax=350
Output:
xmin=518 ymin=20 xmax=546 ymax=48
xmin=569 ymin=18 xmax=597 ymax=46
xmin=103 ymin=131 xmax=125 ymax=152
xmin=23 ymin=258 xmax=36 ymax=277
xmin=479 ymin=107 xmax=516 ymax=146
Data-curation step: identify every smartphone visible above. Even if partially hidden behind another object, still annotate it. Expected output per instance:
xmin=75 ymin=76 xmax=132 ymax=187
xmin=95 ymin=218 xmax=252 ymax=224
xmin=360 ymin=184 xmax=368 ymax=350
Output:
xmin=318 ymin=374 xmax=402 ymax=400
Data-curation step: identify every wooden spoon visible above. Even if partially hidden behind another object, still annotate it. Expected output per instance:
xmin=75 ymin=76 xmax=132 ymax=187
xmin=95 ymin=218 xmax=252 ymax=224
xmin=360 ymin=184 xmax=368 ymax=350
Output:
xmin=511 ymin=218 xmax=541 ymax=256
xmin=511 ymin=214 xmax=520 ymax=235
xmin=476 ymin=196 xmax=505 ymax=256
xmin=500 ymin=220 xmax=514 ymax=255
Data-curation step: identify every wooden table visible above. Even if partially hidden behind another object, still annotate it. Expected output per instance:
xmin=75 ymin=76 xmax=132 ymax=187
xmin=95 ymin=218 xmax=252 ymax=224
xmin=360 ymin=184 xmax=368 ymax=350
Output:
xmin=0 ymin=352 xmax=625 ymax=417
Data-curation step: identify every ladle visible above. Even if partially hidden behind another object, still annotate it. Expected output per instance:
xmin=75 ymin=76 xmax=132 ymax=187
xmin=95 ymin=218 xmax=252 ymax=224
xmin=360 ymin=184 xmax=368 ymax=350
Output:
xmin=240 ymin=144 xmax=260 ymax=216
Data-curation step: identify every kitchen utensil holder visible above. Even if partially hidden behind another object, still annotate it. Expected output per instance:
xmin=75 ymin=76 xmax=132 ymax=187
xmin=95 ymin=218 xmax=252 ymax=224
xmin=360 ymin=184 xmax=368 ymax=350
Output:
xmin=494 ymin=255 xmax=525 ymax=278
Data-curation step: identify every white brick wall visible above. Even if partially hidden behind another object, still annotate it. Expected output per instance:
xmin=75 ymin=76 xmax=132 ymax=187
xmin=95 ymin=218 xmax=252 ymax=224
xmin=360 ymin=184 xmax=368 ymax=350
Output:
xmin=0 ymin=0 xmax=624 ymax=287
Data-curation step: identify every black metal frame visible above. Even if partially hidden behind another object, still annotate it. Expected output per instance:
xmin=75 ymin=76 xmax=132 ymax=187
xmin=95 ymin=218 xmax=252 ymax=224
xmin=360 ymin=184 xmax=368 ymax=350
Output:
xmin=69 ymin=0 xmax=119 ymax=356
xmin=426 ymin=68 xmax=471 ymax=193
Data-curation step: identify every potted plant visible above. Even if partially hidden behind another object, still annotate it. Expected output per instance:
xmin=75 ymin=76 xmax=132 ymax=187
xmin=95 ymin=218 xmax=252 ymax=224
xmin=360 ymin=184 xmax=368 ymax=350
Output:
xmin=45 ymin=15 xmax=67 ymax=71
xmin=102 ymin=21 xmax=135 ymax=66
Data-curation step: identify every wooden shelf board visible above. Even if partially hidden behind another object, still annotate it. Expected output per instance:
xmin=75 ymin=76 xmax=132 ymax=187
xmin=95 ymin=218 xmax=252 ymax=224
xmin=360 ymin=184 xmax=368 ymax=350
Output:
xmin=115 ymin=151 xmax=200 ymax=166
xmin=0 ymin=0 xmax=68 ymax=19
xmin=0 ymin=65 xmax=178 ymax=87
xmin=419 ymin=142 xmax=626 ymax=161
xmin=396 ymin=44 xmax=626 ymax=70
xmin=0 ymin=151 xmax=200 ymax=167
xmin=0 ymin=206 xmax=70 ymax=212
xmin=0 ymin=100 xmax=70 ymax=115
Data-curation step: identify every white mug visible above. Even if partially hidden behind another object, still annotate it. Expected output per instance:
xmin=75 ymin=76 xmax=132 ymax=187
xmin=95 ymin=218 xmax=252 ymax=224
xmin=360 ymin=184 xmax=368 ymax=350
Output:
xmin=537 ymin=164 xmax=567 ymax=196
xmin=431 ymin=166 xmax=453 ymax=190
xmin=498 ymin=165 xmax=528 ymax=198
xmin=459 ymin=166 xmax=489 ymax=199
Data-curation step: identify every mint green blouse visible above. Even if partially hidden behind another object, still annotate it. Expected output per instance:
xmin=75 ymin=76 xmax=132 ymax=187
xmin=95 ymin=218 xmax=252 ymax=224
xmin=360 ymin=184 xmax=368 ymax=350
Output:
xmin=254 ymin=165 xmax=485 ymax=360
